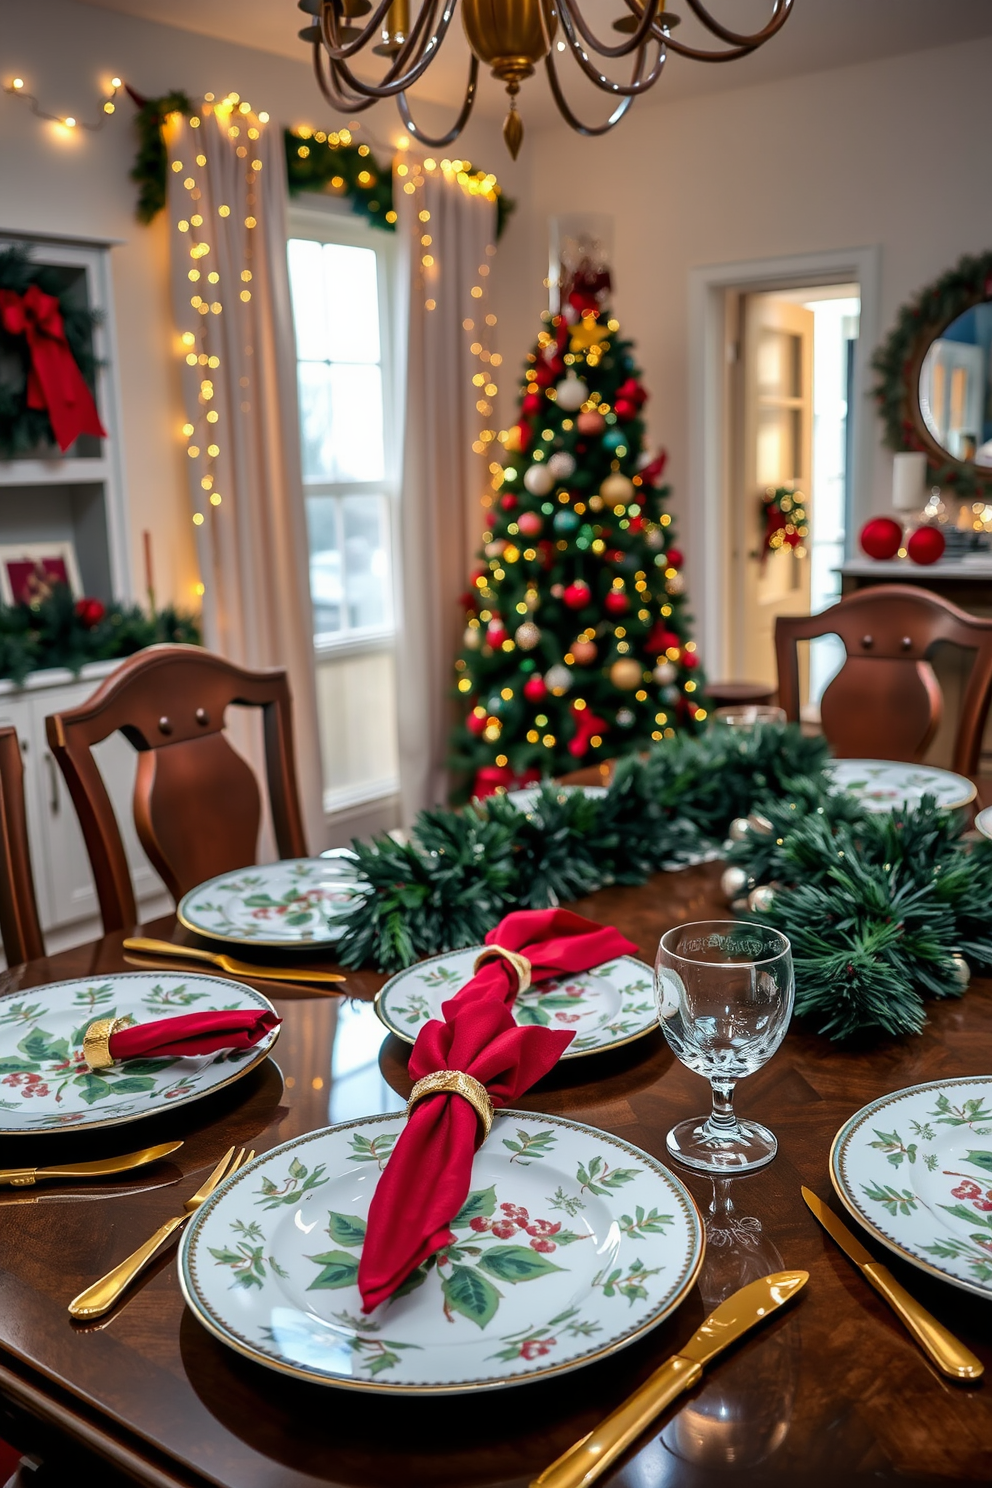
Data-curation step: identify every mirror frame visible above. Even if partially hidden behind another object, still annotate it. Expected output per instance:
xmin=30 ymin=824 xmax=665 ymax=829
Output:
xmin=872 ymin=249 xmax=992 ymax=502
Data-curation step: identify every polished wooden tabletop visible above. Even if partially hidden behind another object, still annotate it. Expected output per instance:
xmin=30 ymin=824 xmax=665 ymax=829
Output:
xmin=1 ymin=862 xmax=991 ymax=1488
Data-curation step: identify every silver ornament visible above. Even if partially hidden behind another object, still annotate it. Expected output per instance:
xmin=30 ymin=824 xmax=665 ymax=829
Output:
xmin=555 ymin=374 xmax=588 ymax=412
xmin=728 ymin=817 xmax=752 ymax=842
xmin=666 ymin=572 xmax=686 ymax=596
xmin=514 ymin=621 xmax=541 ymax=650
xmin=951 ymin=953 xmax=971 ymax=989
xmin=544 ymin=664 xmax=572 ymax=694
xmin=523 ymin=463 xmax=555 ymax=497
xmin=653 ymin=660 xmax=676 ymax=685
xmin=616 ymin=707 xmax=635 ymax=727
xmin=721 ymin=865 xmax=749 ymax=900
xmin=748 ymin=885 xmax=776 ymax=914
xmin=547 ymin=451 xmax=576 ymax=481
xmin=747 ymin=812 xmax=775 ymax=836
xmin=645 ymin=528 xmax=665 ymax=550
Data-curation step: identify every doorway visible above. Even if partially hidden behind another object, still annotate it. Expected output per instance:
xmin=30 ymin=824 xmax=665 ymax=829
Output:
xmin=727 ymin=282 xmax=861 ymax=708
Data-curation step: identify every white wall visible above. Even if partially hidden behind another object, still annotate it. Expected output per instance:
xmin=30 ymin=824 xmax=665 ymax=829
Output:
xmin=0 ymin=0 xmax=516 ymax=607
xmin=499 ymin=34 xmax=992 ymax=659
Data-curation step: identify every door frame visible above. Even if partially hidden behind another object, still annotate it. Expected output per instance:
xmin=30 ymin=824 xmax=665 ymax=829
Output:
xmin=687 ymin=246 xmax=881 ymax=678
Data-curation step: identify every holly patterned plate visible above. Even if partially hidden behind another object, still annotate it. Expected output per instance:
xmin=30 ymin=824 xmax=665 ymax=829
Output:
xmin=178 ymin=858 xmax=364 ymax=949
xmin=374 ymin=948 xmax=656 ymax=1058
xmin=0 ymin=972 xmax=278 ymax=1135
xmin=179 ymin=1110 xmax=704 ymax=1393
xmin=830 ymin=1077 xmax=992 ymax=1299
xmin=974 ymin=806 xmax=992 ymax=841
xmin=823 ymin=759 xmax=975 ymax=813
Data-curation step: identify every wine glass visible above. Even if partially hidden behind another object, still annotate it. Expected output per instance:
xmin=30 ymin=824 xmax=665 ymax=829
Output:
xmin=654 ymin=920 xmax=794 ymax=1172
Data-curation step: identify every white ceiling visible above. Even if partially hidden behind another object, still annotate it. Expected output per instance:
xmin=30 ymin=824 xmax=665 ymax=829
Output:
xmin=83 ymin=0 xmax=992 ymax=126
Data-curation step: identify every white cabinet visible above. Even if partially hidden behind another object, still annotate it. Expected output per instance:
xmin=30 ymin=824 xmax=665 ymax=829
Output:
xmin=1 ymin=662 xmax=170 ymax=958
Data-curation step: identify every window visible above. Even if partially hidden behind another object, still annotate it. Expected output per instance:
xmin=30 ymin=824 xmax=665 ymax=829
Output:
xmin=287 ymin=213 xmax=400 ymax=816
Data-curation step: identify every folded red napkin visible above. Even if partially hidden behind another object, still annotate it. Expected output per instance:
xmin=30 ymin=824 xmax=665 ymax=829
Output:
xmin=358 ymin=908 xmax=639 ymax=1313
xmin=96 ymin=1009 xmax=280 ymax=1064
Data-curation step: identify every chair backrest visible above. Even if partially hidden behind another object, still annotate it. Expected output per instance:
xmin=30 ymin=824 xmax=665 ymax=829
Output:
xmin=0 ymin=726 xmax=45 ymax=965
xmin=46 ymin=644 xmax=308 ymax=934
xmin=774 ymin=584 xmax=992 ymax=774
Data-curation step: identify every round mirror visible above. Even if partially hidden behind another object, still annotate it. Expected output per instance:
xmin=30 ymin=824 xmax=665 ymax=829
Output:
xmin=919 ymin=302 xmax=992 ymax=467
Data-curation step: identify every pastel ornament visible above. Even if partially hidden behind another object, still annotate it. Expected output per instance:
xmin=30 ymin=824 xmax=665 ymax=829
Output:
xmin=517 ymin=510 xmax=543 ymax=538
xmin=553 ymin=508 xmax=580 ymax=535
xmin=563 ymin=579 xmax=592 ymax=609
xmin=555 ymin=374 xmax=588 ymax=412
xmin=577 ymin=410 xmax=606 ymax=436
xmin=547 ymin=450 xmax=576 ymax=481
xmin=602 ymin=428 xmax=627 ymax=452
xmin=600 ymin=472 xmax=634 ymax=505
xmin=545 ymin=663 xmax=572 ymax=694
xmin=523 ymin=463 xmax=555 ymax=497
xmin=610 ymin=658 xmax=642 ymax=690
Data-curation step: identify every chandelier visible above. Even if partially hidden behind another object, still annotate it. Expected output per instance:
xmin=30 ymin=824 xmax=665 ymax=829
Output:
xmin=298 ymin=1 xmax=794 ymax=158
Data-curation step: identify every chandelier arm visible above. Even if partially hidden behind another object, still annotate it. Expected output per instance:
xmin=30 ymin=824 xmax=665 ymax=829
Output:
xmin=395 ymin=56 xmax=479 ymax=148
xmin=320 ymin=0 xmax=396 ymax=59
xmin=557 ymin=13 xmax=666 ymax=97
xmin=312 ymin=43 xmax=382 ymax=111
xmin=659 ymin=34 xmax=762 ymax=61
xmin=543 ymin=51 xmax=636 ymax=136
xmin=323 ymin=2 xmax=460 ymax=98
xmin=681 ymin=0 xmax=793 ymax=48
xmin=558 ymin=0 xmax=663 ymax=60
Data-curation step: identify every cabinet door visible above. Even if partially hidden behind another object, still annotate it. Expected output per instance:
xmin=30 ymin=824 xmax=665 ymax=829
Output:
xmin=0 ymin=695 xmax=52 ymax=928
xmin=29 ymin=687 xmax=166 ymax=931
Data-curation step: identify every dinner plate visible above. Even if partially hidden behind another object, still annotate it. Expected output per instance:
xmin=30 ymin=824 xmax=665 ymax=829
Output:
xmin=504 ymin=784 xmax=608 ymax=812
xmin=0 ymin=972 xmax=278 ymax=1135
xmin=830 ymin=1077 xmax=992 ymax=1299
xmin=179 ymin=1110 xmax=704 ymax=1393
xmin=974 ymin=806 xmax=992 ymax=842
xmin=823 ymin=759 xmax=975 ymax=813
xmin=178 ymin=858 xmax=363 ymax=948
xmin=375 ymin=948 xmax=656 ymax=1058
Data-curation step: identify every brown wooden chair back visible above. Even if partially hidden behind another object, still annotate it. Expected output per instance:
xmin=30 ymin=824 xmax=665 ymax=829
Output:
xmin=0 ymin=726 xmax=45 ymax=965
xmin=46 ymin=644 xmax=308 ymax=934
xmin=775 ymin=584 xmax=992 ymax=774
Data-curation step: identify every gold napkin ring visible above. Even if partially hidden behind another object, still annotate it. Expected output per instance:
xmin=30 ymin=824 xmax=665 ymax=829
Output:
xmin=407 ymin=1069 xmax=494 ymax=1140
xmin=472 ymin=944 xmax=532 ymax=995
xmin=83 ymin=1016 xmax=131 ymax=1071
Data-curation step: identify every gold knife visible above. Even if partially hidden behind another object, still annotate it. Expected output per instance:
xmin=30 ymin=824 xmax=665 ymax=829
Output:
xmin=801 ymin=1186 xmax=982 ymax=1381
xmin=123 ymin=936 xmax=346 ymax=985
xmin=530 ymin=1270 xmax=808 ymax=1488
xmin=0 ymin=1140 xmax=183 ymax=1188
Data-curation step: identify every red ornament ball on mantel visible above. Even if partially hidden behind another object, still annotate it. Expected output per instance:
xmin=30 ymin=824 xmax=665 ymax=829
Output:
xmin=859 ymin=517 xmax=902 ymax=561
xmin=75 ymin=597 xmax=106 ymax=629
xmin=523 ymin=674 xmax=547 ymax=702
xmin=907 ymin=524 xmax=946 ymax=566
xmin=563 ymin=580 xmax=592 ymax=609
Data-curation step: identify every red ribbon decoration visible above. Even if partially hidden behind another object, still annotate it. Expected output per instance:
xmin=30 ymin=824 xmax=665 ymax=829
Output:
xmin=0 ymin=284 xmax=106 ymax=452
xmin=568 ymin=699 xmax=608 ymax=758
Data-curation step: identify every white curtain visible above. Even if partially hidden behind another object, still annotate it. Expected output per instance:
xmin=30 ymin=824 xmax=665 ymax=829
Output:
xmin=164 ymin=101 xmax=324 ymax=848
xmin=394 ymin=157 xmax=498 ymax=821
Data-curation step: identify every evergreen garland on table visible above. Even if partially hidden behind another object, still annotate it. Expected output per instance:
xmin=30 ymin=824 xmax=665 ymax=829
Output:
xmin=0 ymin=584 xmax=200 ymax=686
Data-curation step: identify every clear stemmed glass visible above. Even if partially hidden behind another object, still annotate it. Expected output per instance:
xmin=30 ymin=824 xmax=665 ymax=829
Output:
xmin=654 ymin=920 xmax=794 ymax=1172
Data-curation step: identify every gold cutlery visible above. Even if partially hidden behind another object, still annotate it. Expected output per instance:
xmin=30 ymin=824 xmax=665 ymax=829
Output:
xmin=123 ymin=935 xmax=346 ymax=985
xmin=530 ymin=1270 xmax=808 ymax=1488
xmin=802 ymin=1186 xmax=982 ymax=1381
xmin=68 ymin=1145 xmax=253 ymax=1319
xmin=0 ymin=1140 xmax=182 ymax=1187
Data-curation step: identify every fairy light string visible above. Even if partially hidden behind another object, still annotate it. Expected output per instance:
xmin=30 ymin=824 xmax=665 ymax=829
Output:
xmin=4 ymin=73 xmax=122 ymax=131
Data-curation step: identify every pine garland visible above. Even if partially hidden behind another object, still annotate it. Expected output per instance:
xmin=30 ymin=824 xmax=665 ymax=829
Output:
xmin=0 ymin=584 xmax=200 ymax=686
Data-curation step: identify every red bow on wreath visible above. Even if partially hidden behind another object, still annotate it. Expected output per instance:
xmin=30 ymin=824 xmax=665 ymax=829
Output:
xmin=0 ymin=284 xmax=106 ymax=452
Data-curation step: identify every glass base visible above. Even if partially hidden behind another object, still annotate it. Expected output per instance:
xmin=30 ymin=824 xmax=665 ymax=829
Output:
xmin=665 ymin=1115 xmax=778 ymax=1173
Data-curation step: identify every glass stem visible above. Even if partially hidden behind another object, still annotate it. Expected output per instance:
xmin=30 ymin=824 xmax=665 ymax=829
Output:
xmin=707 ymin=1078 xmax=739 ymax=1132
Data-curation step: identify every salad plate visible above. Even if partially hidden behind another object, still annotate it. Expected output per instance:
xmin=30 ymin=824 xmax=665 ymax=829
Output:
xmin=178 ymin=858 xmax=363 ymax=949
xmin=374 ymin=947 xmax=656 ymax=1058
xmin=180 ymin=1110 xmax=704 ymax=1393
xmin=0 ymin=972 xmax=278 ymax=1135
xmin=974 ymin=806 xmax=992 ymax=841
xmin=823 ymin=759 xmax=975 ymax=813
xmin=831 ymin=1077 xmax=992 ymax=1299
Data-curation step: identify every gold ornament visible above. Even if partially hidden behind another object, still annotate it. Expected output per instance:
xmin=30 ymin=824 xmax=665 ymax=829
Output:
xmin=747 ymin=885 xmax=776 ymax=914
xmin=728 ymin=817 xmax=751 ymax=842
xmin=609 ymin=658 xmax=642 ymax=690
xmin=569 ymin=318 xmax=601 ymax=353
xmin=504 ymin=424 xmax=523 ymax=453
xmin=950 ymin=953 xmax=971 ymax=989
xmin=571 ymin=638 xmax=597 ymax=665
xmin=600 ymin=472 xmax=634 ymax=504
xmin=588 ymin=493 xmax=604 ymax=512
xmin=524 ymin=586 xmax=540 ymax=611
xmin=666 ymin=572 xmax=686 ymax=596
xmin=747 ymin=812 xmax=775 ymax=836
xmin=515 ymin=620 xmax=541 ymax=650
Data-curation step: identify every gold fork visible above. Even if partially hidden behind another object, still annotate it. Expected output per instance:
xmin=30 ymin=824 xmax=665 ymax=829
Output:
xmin=67 ymin=1145 xmax=254 ymax=1319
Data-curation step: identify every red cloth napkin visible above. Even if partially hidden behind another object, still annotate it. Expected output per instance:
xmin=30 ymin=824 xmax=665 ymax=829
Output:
xmin=358 ymin=909 xmax=639 ymax=1313
xmin=108 ymin=1009 xmax=280 ymax=1061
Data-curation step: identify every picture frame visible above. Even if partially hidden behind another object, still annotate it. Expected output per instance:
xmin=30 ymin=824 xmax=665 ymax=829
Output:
xmin=0 ymin=542 xmax=83 ymax=607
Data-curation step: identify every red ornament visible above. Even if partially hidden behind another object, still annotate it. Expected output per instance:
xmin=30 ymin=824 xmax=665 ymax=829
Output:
xmin=907 ymin=525 xmax=946 ymax=566
xmin=563 ymin=580 xmax=592 ymax=609
xmin=500 ymin=494 xmax=518 ymax=512
xmin=466 ymin=710 xmax=486 ymax=735
xmin=604 ymin=590 xmax=629 ymax=615
xmin=639 ymin=450 xmax=668 ymax=485
xmin=521 ymin=392 xmax=542 ymax=416
xmin=577 ymin=410 xmax=605 ymax=436
xmin=613 ymin=399 xmax=637 ymax=421
xmin=486 ymin=620 xmax=507 ymax=648
xmin=666 ymin=547 xmax=683 ymax=569
xmin=859 ymin=517 xmax=902 ymax=560
xmin=74 ymin=597 xmax=106 ymax=629
xmin=681 ymin=650 xmax=699 ymax=670
xmin=617 ymin=377 xmax=648 ymax=410
xmin=472 ymin=765 xmax=514 ymax=798
xmin=628 ymin=515 xmax=643 ymax=533
xmin=523 ymin=675 xmax=547 ymax=702
xmin=517 ymin=510 xmax=543 ymax=537
xmin=533 ymin=363 xmax=555 ymax=388
xmin=647 ymin=623 xmax=681 ymax=655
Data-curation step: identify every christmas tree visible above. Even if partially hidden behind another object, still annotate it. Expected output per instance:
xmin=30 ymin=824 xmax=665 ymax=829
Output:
xmin=451 ymin=274 xmax=706 ymax=799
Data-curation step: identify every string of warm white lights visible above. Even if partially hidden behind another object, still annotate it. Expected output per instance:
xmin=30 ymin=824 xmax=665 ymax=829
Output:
xmin=4 ymin=73 xmax=123 ymax=131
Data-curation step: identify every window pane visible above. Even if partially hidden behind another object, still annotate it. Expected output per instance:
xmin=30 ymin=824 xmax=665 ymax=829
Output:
xmin=315 ymin=648 xmax=398 ymax=797
xmin=287 ymin=239 xmax=328 ymax=361
xmin=298 ymin=363 xmax=385 ymax=483
xmin=305 ymin=497 xmax=343 ymax=636
xmin=342 ymin=494 xmax=390 ymax=631
xmin=322 ymin=243 xmax=381 ymax=363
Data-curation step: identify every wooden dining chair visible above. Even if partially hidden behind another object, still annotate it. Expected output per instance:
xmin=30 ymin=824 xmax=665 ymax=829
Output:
xmin=775 ymin=584 xmax=992 ymax=775
xmin=46 ymin=644 xmax=308 ymax=935
xmin=0 ymin=726 xmax=45 ymax=966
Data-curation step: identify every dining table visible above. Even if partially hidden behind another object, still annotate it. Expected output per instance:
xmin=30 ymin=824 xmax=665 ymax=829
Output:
xmin=1 ymin=859 xmax=991 ymax=1488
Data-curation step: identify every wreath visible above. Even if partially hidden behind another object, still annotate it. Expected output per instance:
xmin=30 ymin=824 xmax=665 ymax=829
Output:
xmin=761 ymin=485 xmax=808 ymax=560
xmin=871 ymin=249 xmax=992 ymax=502
xmin=0 ymin=248 xmax=104 ymax=459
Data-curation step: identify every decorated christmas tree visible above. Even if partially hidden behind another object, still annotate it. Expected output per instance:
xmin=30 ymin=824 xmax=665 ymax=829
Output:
xmin=451 ymin=271 xmax=706 ymax=800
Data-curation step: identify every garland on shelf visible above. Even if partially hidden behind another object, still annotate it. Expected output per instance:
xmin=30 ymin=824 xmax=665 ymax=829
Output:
xmin=872 ymin=248 xmax=992 ymax=500
xmin=725 ymin=786 xmax=992 ymax=1042
xmin=0 ymin=248 xmax=103 ymax=458
xmin=761 ymin=485 xmax=808 ymax=560
xmin=0 ymin=584 xmax=201 ymax=686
